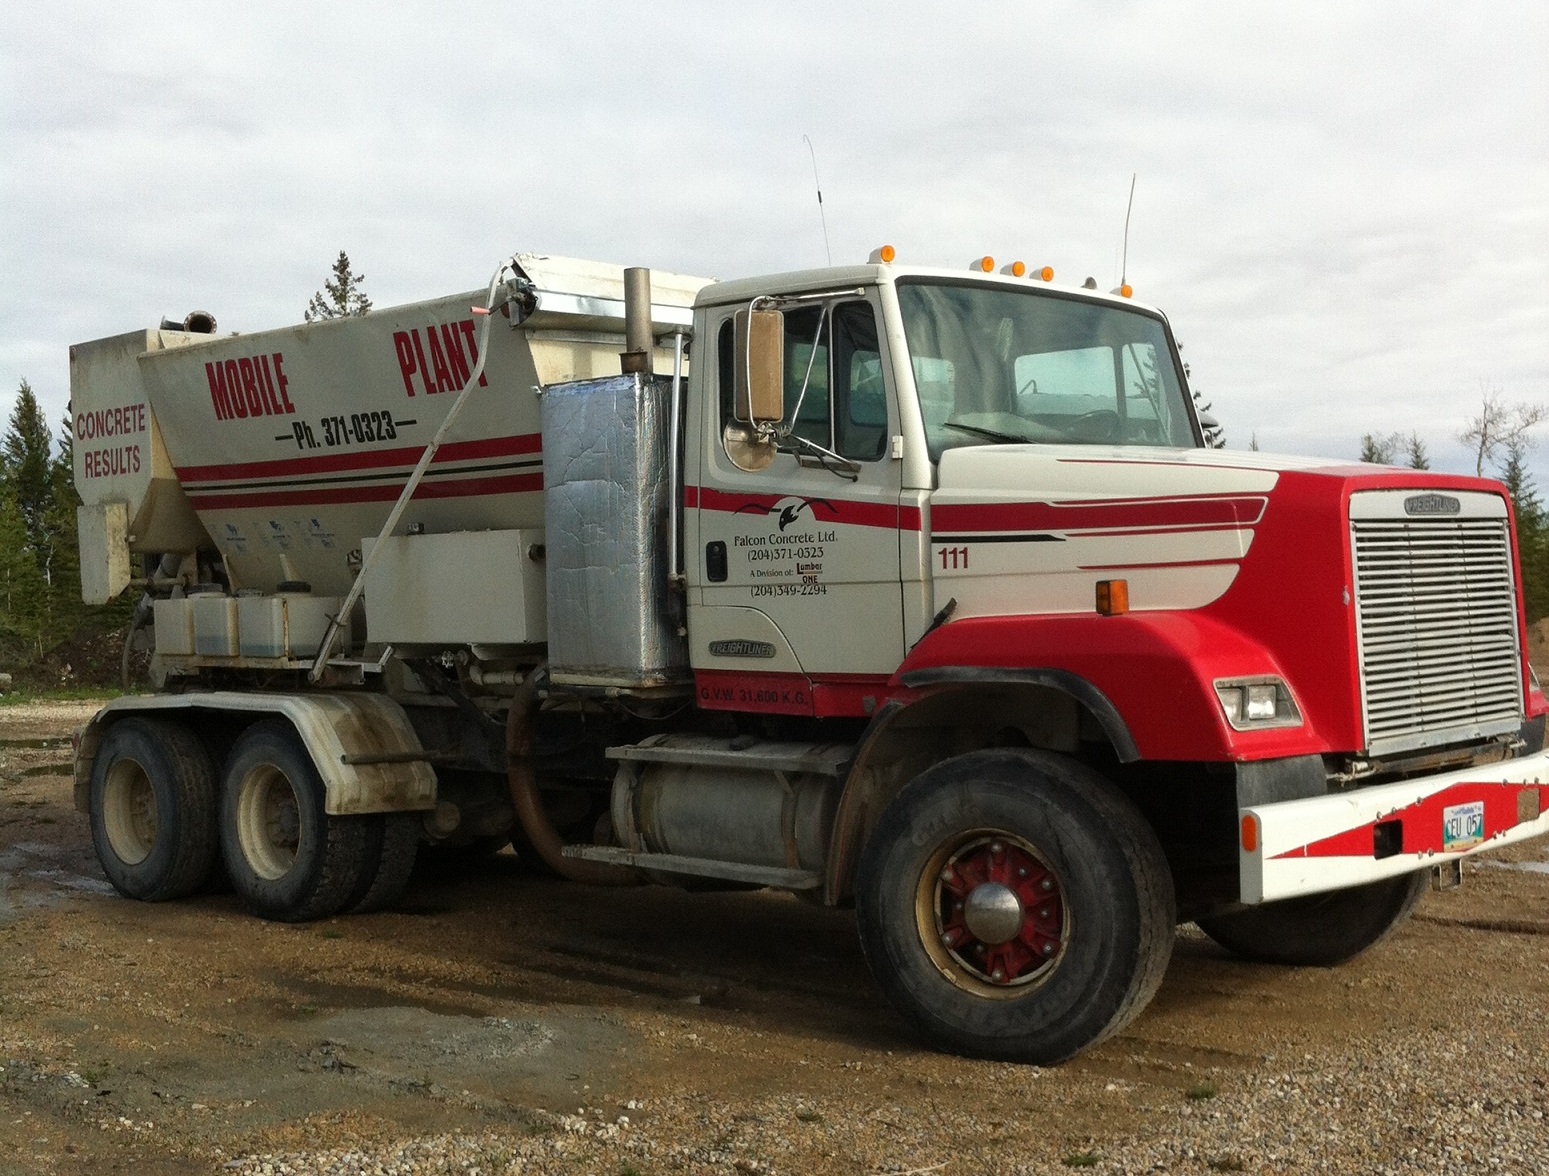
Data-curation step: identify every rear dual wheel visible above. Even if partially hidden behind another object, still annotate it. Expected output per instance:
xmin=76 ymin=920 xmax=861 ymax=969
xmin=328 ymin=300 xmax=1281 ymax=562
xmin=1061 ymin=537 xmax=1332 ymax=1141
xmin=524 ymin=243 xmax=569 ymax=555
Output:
xmin=856 ymin=749 xmax=1176 ymax=1065
xmin=220 ymin=721 xmax=417 ymax=922
xmin=89 ymin=718 xmax=220 ymax=901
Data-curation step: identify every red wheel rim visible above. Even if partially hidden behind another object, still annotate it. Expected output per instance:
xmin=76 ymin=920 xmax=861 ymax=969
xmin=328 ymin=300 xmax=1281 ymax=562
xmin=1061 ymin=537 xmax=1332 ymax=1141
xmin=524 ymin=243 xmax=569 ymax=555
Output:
xmin=924 ymin=834 xmax=1068 ymax=990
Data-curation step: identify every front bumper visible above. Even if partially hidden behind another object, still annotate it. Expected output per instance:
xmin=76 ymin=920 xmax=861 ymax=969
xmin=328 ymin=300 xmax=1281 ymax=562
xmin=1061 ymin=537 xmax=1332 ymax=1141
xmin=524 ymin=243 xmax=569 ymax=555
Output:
xmin=1241 ymin=749 xmax=1549 ymax=903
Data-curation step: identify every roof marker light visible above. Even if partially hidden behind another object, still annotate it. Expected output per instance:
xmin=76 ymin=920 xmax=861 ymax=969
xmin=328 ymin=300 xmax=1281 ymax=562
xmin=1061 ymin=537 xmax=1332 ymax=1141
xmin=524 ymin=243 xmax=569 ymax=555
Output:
xmin=1112 ymin=283 xmax=1134 ymax=298
xmin=869 ymin=244 xmax=897 ymax=264
xmin=1002 ymin=261 xmax=1027 ymax=277
xmin=1036 ymin=265 xmax=1054 ymax=282
xmin=971 ymin=256 xmax=995 ymax=273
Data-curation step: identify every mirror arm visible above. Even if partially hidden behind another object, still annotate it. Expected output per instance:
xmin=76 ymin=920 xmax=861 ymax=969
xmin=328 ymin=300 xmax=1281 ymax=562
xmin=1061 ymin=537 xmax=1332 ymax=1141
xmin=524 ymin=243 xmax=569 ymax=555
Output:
xmin=783 ymin=431 xmax=860 ymax=482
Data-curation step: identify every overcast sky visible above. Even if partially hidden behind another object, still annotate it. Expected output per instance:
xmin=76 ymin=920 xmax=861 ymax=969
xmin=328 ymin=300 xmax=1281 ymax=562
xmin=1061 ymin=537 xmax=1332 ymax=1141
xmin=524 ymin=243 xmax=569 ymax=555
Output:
xmin=2 ymin=2 xmax=1544 ymax=477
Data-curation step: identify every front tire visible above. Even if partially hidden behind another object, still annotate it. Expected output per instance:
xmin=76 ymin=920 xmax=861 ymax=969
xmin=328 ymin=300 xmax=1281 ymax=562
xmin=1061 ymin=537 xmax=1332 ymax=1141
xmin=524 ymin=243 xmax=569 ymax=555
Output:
xmin=1195 ymin=870 xmax=1429 ymax=966
xmin=856 ymin=749 xmax=1175 ymax=1064
xmin=89 ymin=717 xmax=219 ymax=902
xmin=219 ymin=721 xmax=372 ymax=922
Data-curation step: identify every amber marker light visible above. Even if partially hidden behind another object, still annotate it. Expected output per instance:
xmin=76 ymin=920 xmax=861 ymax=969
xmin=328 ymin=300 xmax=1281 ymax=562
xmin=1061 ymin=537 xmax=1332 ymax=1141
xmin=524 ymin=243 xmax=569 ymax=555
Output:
xmin=869 ymin=244 xmax=897 ymax=264
xmin=1095 ymin=579 xmax=1129 ymax=616
xmin=1240 ymin=814 xmax=1259 ymax=854
xmin=971 ymin=256 xmax=995 ymax=272
xmin=1037 ymin=265 xmax=1054 ymax=282
xmin=1115 ymin=283 xmax=1134 ymax=298
xmin=1002 ymin=260 xmax=1027 ymax=277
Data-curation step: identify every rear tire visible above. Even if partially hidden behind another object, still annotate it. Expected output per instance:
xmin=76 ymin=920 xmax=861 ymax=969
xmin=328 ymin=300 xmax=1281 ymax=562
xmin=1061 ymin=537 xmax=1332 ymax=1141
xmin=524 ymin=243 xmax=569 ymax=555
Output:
xmin=89 ymin=717 xmax=219 ymax=902
xmin=1195 ymin=870 xmax=1429 ymax=966
xmin=344 ymin=814 xmax=421 ymax=914
xmin=219 ymin=721 xmax=372 ymax=923
xmin=856 ymin=749 xmax=1175 ymax=1064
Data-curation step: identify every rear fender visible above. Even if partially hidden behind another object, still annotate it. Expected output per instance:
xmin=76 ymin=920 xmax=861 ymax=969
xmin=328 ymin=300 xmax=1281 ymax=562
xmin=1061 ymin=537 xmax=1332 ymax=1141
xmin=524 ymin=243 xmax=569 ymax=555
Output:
xmin=74 ymin=691 xmax=436 ymax=816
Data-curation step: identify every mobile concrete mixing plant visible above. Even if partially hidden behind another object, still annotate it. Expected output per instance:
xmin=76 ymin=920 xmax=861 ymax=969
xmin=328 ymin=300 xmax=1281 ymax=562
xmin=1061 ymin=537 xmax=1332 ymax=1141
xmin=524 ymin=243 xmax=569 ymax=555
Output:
xmin=68 ymin=249 xmax=1549 ymax=1062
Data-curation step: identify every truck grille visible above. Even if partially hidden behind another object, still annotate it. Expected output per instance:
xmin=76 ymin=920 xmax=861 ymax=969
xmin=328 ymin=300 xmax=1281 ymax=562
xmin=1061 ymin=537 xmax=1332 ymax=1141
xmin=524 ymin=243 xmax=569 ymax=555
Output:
xmin=1352 ymin=515 xmax=1522 ymax=756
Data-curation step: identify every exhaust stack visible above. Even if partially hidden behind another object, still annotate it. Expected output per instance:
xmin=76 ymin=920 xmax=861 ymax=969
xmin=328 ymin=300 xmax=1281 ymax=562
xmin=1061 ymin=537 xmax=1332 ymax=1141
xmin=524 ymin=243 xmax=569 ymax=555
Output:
xmin=621 ymin=266 xmax=653 ymax=375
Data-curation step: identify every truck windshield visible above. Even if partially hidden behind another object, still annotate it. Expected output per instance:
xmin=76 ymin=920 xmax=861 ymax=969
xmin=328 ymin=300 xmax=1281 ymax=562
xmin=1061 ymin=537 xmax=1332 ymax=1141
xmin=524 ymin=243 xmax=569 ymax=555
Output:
xmin=895 ymin=280 xmax=1198 ymax=460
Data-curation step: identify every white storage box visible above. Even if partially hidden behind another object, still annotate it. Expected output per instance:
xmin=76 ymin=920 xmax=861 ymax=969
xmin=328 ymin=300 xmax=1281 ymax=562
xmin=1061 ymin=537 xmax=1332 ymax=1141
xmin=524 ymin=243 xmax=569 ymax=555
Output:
xmin=152 ymin=598 xmax=196 ymax=656
xmin=192 ymin=594 xmax=240 ymax=657
xmin=237 ymin=593 xmax=339 ymax=659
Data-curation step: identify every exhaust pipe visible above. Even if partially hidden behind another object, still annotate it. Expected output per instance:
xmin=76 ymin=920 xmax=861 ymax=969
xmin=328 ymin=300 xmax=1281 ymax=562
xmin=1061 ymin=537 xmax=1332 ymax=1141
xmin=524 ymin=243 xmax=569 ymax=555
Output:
xmin=621 ymin=267 xmax=652 ymax=376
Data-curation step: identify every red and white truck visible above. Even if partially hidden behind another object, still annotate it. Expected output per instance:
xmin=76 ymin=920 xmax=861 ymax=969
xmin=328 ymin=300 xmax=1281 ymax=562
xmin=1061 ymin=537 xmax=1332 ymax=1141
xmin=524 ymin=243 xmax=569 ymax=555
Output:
xmin=68 ymin=250 xmax=1549 ymax=1063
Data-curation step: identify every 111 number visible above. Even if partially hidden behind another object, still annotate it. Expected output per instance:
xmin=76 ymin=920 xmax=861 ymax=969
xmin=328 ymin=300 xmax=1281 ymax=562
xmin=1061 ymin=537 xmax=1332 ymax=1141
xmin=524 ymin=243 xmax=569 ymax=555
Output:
xmin=938 ymin=546 xmax=970 ymax=570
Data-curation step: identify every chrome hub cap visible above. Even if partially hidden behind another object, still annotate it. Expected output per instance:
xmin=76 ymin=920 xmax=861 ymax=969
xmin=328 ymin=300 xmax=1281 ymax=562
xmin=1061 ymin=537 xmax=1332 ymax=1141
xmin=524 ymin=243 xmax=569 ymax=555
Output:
xmin=917 ymin=832 xmax=1070 ymax=993
xmin=962 ymin=881 xmax=1024 ymax=945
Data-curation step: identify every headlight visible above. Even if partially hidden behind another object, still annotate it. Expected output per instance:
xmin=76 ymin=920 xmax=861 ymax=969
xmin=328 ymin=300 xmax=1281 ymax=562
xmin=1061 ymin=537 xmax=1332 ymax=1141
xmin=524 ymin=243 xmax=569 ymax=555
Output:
xmin=1214 ymin=676 xmax=1302 ymax=731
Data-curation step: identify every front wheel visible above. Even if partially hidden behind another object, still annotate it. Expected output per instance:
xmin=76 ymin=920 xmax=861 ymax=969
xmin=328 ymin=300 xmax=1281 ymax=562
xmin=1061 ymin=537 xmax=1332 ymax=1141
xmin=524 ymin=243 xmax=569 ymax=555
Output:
xmin=1195 ymin=870 xmax=1429 ymax=967
xmin=856 ymin=749 xmax=1175 ymax=1064
xmin=219 ymin=721 xmax=372 ymax=922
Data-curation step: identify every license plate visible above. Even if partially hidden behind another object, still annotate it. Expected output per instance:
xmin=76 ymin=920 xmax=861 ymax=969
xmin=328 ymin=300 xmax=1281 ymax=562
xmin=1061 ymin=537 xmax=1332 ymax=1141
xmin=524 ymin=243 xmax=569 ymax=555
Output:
xmin=1442 ymin=800 xmax=1485 ymax=851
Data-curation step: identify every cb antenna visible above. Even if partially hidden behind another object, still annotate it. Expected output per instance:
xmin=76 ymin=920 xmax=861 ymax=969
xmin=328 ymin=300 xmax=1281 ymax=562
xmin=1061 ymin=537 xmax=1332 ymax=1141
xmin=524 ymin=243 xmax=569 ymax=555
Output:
xmin=1120 ymin=172 xmax=1137 ymax=287
xmin=803 ymin=134 xmax=833 ymax=266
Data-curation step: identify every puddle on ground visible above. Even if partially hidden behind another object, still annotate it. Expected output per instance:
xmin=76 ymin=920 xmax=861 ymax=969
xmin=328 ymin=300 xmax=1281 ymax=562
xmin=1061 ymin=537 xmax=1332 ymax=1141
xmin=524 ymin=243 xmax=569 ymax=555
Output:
xmin=302 ymin=1005 xmax=631 ymax=1105
xmin=17 ymin=761 xmax=72 ymax=779
xmin=0 ymin=842 xmax=115 ymax=924
xmin=1481 ymin=859 xmax=1549 ymax=875
xmin=22 ymin=867 xmax=116 ymax=895
xmin=268 ymin=974 xmax=492 ymax=1021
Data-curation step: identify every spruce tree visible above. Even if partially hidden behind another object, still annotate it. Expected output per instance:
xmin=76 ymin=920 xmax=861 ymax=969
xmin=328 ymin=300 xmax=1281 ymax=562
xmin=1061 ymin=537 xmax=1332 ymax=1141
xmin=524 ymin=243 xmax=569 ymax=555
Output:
xmin=1499 ymin=438 xmax=1547 ymax=622
xmin=304 ymin=251 xmax=373 ymax=321
xmin=45 ymin=409 xmax=85 ymax=646
xmin=2 ymin=379 xmax=55 ymax=568
xmin=0 ymin=477 xmax=46 ymax=655
xmin=1359 ymin=432 xmax=1398 ymax=465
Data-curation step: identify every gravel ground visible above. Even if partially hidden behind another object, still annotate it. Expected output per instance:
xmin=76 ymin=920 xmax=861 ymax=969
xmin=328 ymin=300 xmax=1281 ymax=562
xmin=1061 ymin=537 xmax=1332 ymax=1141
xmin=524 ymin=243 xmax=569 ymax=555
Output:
xmin=2 ymin=700 xmax=1547 ymax=1175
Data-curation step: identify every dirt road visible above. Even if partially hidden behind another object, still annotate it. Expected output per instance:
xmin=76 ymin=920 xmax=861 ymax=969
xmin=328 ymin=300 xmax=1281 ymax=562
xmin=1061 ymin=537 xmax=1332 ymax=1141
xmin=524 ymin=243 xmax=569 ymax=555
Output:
xmin=2 ymin=701 xmax=1546 ymax=1175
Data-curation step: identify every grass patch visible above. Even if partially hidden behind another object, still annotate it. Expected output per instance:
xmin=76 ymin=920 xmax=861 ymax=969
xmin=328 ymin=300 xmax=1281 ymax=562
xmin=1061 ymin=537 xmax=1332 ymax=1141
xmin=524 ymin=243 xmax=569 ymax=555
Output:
xmin=319 ymin=930 xmax=344 ymax=940
xmin=1186 ymin=1081 xmax=1219 ymax=1101
xmin=0 ymin=687 xmax=122 ymax=706
xmin=1063 ymin=1153 xmax=1099 ymax=1168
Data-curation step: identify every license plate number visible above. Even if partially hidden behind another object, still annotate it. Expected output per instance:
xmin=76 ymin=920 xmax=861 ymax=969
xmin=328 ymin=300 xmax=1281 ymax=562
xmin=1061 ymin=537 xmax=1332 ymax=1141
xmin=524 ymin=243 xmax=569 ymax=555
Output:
xmin=1442 ymin=800 xmax=1485 ymax=851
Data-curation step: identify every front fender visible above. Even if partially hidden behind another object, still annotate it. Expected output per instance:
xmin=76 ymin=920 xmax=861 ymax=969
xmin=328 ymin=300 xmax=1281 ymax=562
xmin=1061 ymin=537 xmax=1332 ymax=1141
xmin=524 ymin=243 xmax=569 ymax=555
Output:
xmin=894 ymin=612 xmax=1330 ymax=763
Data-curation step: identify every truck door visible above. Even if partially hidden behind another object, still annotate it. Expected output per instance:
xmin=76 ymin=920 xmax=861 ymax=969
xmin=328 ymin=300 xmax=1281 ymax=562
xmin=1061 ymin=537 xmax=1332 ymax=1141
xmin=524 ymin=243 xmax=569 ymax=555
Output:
xmin=689 ymin=295 xmax=906 ymax=688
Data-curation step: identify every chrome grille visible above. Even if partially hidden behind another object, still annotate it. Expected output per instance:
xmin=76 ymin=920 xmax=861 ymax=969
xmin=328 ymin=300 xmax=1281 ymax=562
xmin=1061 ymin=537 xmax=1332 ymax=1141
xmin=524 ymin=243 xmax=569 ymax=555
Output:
xmin=1352 ymin=516 xmax=1522 ymax=755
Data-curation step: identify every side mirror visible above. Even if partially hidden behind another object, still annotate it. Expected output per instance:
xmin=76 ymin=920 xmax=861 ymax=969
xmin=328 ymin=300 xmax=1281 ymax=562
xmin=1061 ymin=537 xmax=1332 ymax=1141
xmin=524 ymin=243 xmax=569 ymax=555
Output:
xmin=733 ymin=308 xmax=785 ymax=424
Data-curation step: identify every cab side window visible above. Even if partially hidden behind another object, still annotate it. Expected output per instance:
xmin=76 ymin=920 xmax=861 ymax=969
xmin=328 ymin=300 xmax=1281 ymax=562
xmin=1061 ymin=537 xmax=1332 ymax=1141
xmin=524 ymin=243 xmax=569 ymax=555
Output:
xmin=716 ymin=301 xmax=887 ymax=462
xmin=832 ymin=302 xmax=885 ymax=460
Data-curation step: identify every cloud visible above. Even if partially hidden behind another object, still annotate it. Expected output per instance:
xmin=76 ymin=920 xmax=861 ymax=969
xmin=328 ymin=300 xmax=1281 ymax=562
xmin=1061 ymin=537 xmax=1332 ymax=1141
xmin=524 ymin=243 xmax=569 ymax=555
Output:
xmin=2 ymin=0 xmax=1545 ymax=478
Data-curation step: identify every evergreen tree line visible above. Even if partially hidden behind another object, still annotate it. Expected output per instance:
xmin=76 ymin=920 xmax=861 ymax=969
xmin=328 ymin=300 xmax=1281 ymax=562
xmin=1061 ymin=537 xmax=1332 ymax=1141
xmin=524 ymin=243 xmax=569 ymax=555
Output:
xmin=0 ymin=378 xmax=121 ymax=663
